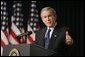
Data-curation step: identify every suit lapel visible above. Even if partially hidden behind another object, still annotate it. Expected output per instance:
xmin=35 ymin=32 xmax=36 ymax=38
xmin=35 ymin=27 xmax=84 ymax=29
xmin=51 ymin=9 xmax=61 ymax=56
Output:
xmin=48 ymin=25 xmax=66 ymax=50
xmin=40 ymin=28 xmax=47 ymax=47
xmin=48 ymin=25 xmax=60 ymax=50
xmin=49 ymin=29 xmax=59 ymax=50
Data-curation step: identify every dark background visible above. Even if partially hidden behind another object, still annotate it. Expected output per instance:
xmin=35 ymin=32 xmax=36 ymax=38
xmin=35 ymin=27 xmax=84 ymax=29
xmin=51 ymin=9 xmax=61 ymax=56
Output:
xmin=6 ymin=1 xmax=84 ymax=56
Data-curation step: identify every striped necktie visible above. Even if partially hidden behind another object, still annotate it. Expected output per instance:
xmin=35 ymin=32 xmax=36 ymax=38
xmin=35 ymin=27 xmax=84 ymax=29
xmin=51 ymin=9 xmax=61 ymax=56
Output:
xmin=45 ymin=29 xmax=51 ymax=49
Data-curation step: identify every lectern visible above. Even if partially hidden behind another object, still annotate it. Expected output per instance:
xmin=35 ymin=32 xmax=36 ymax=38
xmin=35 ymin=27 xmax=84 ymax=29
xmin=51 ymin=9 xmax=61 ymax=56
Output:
xmin=2 ymin=44 xmax=55 ymax=56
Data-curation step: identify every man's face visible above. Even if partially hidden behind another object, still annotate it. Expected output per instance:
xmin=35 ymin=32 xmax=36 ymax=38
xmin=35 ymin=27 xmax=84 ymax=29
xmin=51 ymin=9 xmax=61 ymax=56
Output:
xmin=41 ymin=11 xmax=57 ymax=28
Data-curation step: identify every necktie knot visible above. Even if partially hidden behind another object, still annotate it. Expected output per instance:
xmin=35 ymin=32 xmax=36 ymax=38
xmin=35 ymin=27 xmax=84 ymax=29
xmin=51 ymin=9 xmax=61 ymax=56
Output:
xmin=47 ymin=29 xmax=51 ymax=38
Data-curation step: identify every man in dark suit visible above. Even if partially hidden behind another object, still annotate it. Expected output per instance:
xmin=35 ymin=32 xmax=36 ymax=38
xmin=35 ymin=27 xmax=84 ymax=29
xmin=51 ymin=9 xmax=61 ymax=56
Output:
xmin=35 ymin=7 xmax=73 ymax=56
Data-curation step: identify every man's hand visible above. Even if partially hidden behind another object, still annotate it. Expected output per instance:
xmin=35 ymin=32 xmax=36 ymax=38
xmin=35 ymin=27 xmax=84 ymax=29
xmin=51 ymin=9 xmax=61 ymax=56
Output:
xmin=65 ymin=31 xmax=73 ymax=45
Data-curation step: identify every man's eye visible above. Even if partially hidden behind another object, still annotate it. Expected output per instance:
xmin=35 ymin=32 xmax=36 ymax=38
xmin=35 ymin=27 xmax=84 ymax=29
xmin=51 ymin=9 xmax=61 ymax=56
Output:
xmin=44 ymin=16 xmax=47 ymax=18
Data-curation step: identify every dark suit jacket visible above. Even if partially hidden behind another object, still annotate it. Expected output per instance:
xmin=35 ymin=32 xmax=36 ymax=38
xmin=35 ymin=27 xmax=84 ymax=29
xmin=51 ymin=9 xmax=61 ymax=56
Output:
xmin=35 ymin=25 xmax=70 ymax=56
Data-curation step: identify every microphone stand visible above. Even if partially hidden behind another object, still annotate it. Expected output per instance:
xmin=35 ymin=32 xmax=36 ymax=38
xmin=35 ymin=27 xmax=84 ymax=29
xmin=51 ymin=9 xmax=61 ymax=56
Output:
xmin=16 ymin=31 xmax=32 ymax=44
xmin=16 ymin=35 xmax=27 ymax=44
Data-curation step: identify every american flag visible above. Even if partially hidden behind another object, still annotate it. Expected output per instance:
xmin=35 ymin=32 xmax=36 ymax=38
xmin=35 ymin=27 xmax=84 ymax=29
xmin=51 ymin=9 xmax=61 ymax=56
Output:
xmin=1 ymin=1 xmax=41 ymax=55
xmin=9 ymin=1 xmax=24 ymax=44
xmin=1 ymin=1 xmax=9 ymax=56
xmin=28 ymin=1 xmax=40 ymax=31
xmin=27 ymin=1 xmax=40 ymax=44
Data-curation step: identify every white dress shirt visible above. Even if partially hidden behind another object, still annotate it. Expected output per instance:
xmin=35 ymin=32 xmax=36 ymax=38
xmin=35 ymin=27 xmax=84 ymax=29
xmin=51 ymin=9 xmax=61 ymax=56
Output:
xmin=45 ymin=22 xmax=57 ymax=39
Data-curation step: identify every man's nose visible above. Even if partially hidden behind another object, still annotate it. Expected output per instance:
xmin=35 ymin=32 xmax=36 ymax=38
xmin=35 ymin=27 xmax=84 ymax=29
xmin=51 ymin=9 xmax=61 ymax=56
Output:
xmin=46 ymin=17 xmax=50 ymax=21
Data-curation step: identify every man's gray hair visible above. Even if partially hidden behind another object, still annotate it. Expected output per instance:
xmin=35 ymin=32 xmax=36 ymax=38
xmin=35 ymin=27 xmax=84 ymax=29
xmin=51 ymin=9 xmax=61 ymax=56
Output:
xmin=40 ymin=7 xmax=56 ymax=15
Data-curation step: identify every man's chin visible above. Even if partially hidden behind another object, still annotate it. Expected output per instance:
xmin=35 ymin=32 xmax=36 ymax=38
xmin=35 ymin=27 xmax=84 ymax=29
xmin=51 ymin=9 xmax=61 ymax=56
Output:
xmin=47 ymin=25 xmax=53 ymax=27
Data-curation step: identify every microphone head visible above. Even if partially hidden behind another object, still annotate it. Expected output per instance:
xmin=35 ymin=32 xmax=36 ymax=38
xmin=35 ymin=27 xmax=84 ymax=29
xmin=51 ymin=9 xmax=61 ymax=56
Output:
xmin=26 ymin=31 xmax=32 ymax=35
xmin=16 ymin=31 xmax=32 ymax=38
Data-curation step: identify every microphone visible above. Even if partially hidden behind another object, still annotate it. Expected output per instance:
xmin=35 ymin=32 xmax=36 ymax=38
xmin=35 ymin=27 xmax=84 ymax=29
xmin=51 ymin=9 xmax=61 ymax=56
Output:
xmin=16 ymin=31 xmax=32 ymax=38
